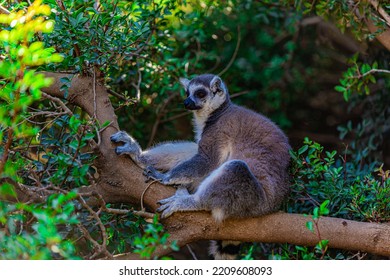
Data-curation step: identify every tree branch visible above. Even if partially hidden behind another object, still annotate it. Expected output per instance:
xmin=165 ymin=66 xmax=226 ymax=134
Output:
xmin=367 ymin=0 xmax=390 ymax=27
xmin=365 ymin=19 xmax=390 ymax=51
xmin=353 ymin=0 xmax=390 ymax=51
xmin=152 ymin=211 xmax=390 ymax=258
xmin=41 ymin=73 xmax=390 ymax=259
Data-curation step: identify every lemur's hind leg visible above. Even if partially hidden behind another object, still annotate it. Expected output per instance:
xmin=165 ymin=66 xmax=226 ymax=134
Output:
xmin=111 ymin=131 xmax=197 ymax=171
xmin=157 ymin=160 xmax=269 ymax=222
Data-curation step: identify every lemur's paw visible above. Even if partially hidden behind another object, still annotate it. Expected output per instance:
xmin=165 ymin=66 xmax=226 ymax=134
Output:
xmin=111 ymin=131 xmax=140 ymax=156
xmin=143 ymin=165 xmax=165 ymax=183
xmin=156 ymin=196 xmax=180 ymax=218
xmin=110 ymin=131 xmax=132 ymax=144
xmin=114 ymin=146 xmax=129 ymax=156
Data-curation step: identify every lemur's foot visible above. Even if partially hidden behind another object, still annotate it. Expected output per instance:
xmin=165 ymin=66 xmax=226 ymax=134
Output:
xmin=156 ymin=195 xmax=179 ymax=218
xmin=110 ymin=131 xmax=132 ymax=143
xmin=110 ymin=131 xmax=140 ymax=156
xmin=157 ymin=188 xmax=195 ymax=218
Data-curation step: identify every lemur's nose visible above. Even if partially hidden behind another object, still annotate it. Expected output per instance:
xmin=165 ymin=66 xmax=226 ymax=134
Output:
xmin=184 ymin=98 xmax=196 ymax=110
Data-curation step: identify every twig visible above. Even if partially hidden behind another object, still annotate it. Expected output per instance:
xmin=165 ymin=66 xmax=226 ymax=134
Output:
xmin=133 ymin=209 xmax=155 ymax=219
xmin=160 ymin=111 xmax=192 ymax=124
xmin=0 ymin=127 xmax=14 ymax=175
xmin=41 ymin=92 xmax=73 ymax=115
xmin=186 ymin=244 xmax=198 ymax=260
xmin=348 ymin=251 xmax=367 ymax=260
xmin=351 ymin=68 xmax=390 ymax=79
xmin=218 ymin=25 xmax=241 ymax=76
xmin=77 ymin=223 xmax=113 ymax=259
xmin=95 ymin=120 xmax=113 ymax=147
xmin=131 ymin=65 xmax=142 ymax=101
xmin=141 ymin=180 xmax=159 ymax=212
xmin=230 ymin=90 xmax=250 ymax=99
xmin=0 ymin=4 xmax=10 ymax=14
xmin=14 ymin=183 xmax=46 ymax=202
xmin=77 ymin=194 xmax=111 ymax=259
xmin=25 ymin=110 xmax=67 ymax=118
xmin=107 ymin=88 xmax=127 ymax=101
xmin=85 ymin=191 xmax=155 ymax=219
xmin=147 ymin=91 xmax=179 ymax=147
xmin=104 ymin=207 xmax=154 ymax=219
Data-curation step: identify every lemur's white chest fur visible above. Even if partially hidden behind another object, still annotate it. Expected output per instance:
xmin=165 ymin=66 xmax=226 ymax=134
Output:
xmin=193 ymin=93 xmax=226 ymax=143
xmin=193 ymin=113 xmax=207 ymax=143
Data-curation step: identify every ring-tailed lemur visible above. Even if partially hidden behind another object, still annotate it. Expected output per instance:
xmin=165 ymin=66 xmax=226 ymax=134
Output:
xmin=111 ymin=74 xmax=291 ymax=259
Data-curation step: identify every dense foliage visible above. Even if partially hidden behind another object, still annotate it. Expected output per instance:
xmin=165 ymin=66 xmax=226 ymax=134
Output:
xmin=0 ymin=0 xmax=389 ymax=259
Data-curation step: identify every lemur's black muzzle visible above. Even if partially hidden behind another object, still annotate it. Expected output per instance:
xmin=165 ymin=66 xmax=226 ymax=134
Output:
xmin=184 ymin=98 xmax=200 ymax=110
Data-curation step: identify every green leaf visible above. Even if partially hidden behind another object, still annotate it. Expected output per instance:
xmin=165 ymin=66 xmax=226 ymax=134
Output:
xmin=343 ymin=90 xmax=350 ymax=101
xmin=313 ymin=207 xmax=319 ymax=220
xmin=364 ymin=85 xmax=370 ymax=95
xmin=69 ymin=116 xmax=81 ymax=133
xmin=334 ymin=85 xmax=345 ymax=93
xmin=320 ymin=239 xmax=329 ymax=248
xmin=368 ymin=75 xmax=376 ymax=84
xmin=319 ymin=200 xmax=330 ymax=216
xmin=306 ymin=221 xmax=314 ymax=233
xmin=29 ymin=41 xmax=45 ymax=53
xmin=361 ymin=64 xmax=369 ymax=74
xmin=0 ymin=183 xmax=17 ymax=198
xmin=298 ymin=145 xmax=308 ymax=155
xmin=69 ymin=139 xmax=79 ymax=150
xmin=49 ymin=53 xmax=64 ymax=63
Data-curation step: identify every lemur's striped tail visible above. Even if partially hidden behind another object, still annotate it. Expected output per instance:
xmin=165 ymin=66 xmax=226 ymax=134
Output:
xmin=209 ymin=240 xmax=241 ymax=260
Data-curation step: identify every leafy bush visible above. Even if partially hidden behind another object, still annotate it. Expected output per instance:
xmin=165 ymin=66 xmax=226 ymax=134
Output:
xmin=289 ymin=137 xmax=390 ymax=222
xmin=0 ymin=0 xmax=80 ymax=259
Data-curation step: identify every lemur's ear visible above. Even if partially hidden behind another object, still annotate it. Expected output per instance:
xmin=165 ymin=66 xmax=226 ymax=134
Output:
xmin=210 ymin=76 xmax=225 ymax=96
xmin=179 ymin=78 xmax=190 ymax=89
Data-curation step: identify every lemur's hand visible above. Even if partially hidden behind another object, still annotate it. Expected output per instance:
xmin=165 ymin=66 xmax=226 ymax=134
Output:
xmin=143 ymin=166 xmax=166 ymax=183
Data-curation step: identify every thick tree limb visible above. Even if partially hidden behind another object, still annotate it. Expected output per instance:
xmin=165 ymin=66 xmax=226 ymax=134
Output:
xmin=42 ymin=72 xmax=174 ymax=206
xmin=41 ymin=73 xmax=390 ymax=258
xmin=153 ymin=212 xmax=390 ymax=258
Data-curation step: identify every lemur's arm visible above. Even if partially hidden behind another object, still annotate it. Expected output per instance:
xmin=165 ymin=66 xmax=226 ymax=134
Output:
xmin=144 ymin=153 xmax=213 ymax=185
xmin=111 ymin=131 xmax=197 ymax=172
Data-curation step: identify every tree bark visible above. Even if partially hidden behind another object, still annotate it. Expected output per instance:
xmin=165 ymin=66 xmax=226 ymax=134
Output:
xmin=41 ymin=73 xmax=390 ymax=258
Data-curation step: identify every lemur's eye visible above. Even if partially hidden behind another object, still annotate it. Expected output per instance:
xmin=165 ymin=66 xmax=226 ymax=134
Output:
xmin=194 ymin=89 xmax=207 ymax=99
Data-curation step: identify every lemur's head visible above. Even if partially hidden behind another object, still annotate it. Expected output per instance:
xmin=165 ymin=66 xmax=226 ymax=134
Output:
xmin=180 ymin=74 xmax=229 ymax=113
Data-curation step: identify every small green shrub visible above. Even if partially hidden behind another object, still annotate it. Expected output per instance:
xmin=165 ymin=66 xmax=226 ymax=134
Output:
xmin=133 ymin=215 xmax=179 ymax=259
xmin=288 ymin=137 xmax=390 ymax=223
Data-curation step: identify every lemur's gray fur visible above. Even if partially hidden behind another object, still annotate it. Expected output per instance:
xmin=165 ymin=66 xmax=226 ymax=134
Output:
xmin=111 ymin=74 xmax=290 ymax=259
